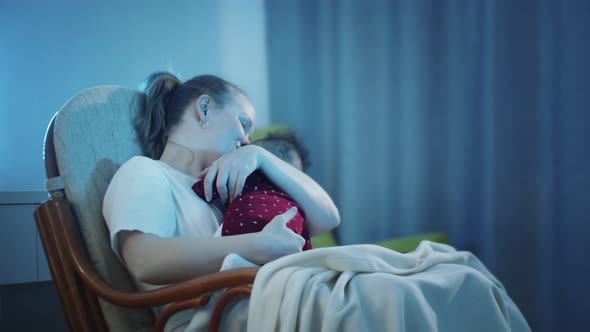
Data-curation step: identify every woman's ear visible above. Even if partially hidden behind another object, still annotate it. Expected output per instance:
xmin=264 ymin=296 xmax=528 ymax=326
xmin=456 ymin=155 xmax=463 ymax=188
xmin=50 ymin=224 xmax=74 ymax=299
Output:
xmin=194 ymin=95 xmax=211 ymax=122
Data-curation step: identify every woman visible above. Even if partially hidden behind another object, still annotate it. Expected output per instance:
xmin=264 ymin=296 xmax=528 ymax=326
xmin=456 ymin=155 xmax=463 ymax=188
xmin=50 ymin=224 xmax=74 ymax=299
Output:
xmin=103 ymin=72 xmax=529 ymax=332
xmin=103 ymin=72 xmax=340 ymax=286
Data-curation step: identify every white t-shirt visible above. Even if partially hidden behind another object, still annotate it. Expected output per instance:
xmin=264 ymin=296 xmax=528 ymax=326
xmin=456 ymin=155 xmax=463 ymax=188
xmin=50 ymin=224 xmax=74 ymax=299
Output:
xmin=103 ymin=156 xmax=220 ymax=272
xmin=103 ymin=156 xmax=241 ymax=331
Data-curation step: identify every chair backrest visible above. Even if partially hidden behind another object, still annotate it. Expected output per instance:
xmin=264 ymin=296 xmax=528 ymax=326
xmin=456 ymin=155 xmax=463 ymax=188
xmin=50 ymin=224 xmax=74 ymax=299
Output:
xmin=49 ymin=86 xmax=155 ymax=330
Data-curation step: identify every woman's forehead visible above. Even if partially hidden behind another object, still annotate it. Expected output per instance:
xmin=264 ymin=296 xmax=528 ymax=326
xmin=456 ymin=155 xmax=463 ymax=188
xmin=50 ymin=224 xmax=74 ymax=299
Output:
xmin=231 ymin=93 xmax=256 ymax=119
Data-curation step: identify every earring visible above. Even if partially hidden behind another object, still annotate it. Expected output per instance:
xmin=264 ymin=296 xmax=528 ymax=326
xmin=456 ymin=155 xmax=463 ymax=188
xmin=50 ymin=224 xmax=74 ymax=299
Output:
xmin=202 ymin=97 xmax=209 ymax=115
xmin=200 ymin=120 xmax=209 ymax=129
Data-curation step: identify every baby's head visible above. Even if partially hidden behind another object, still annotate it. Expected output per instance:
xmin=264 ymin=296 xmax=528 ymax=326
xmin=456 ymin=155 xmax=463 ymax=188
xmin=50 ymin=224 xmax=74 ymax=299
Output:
xmin=252 ymin=132 xmax=310 ymax=172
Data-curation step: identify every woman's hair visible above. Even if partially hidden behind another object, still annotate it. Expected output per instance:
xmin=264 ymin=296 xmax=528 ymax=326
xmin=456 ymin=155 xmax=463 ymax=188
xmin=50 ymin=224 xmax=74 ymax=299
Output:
xmin=135 ymin=71 xmax=245 ymax=159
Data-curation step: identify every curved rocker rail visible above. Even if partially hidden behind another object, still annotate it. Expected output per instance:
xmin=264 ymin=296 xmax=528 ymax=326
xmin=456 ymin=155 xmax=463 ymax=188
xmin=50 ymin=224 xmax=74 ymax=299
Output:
xmin=35 ymin=196 xmax=260 ymax=332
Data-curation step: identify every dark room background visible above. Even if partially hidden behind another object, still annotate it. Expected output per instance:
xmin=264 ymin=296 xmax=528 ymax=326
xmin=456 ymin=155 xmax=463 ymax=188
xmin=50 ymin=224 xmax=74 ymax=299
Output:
xmin=266 ymin=1 xmax=590 ymax=331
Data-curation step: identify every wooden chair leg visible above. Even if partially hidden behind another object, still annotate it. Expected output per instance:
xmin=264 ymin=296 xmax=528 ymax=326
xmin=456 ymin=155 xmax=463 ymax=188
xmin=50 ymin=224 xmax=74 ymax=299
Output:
xmin=36 ymin=201 xmax=109 ymax=332
xmin=36 ymin=203 xmax=84 ymax=331
xmin=153 ymin=294 xmax=211 ymax=332
xmin=208 ymin=285 xmax=253 ymax=332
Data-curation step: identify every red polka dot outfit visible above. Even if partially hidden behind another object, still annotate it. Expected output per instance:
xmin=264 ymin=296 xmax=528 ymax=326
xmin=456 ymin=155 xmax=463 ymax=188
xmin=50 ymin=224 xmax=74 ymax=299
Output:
xmin=192 ymin=171 xmax=312 ymax=251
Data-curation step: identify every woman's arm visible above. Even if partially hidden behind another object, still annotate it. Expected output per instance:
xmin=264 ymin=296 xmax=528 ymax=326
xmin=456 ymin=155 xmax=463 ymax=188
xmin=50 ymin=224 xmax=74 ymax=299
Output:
xmin=120 ymin=207 xmax=304 ymax=285
xmin=105 ymin=157 xmax=306 ymax=285
xmin=257 ymin=148 xmax=340 ymax=236
xmin=200 ymin=145 xmax=340 ymax=237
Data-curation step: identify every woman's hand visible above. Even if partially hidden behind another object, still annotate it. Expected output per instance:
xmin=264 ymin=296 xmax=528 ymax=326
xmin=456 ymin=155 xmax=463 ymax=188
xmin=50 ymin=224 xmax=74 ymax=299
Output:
xmin=120 ymin=208 xmax=304 ymax=283
xmin=252 ymin=207 xmax=306 ymax=264
xmin=198 ymin=145 xmax=266 ymax=204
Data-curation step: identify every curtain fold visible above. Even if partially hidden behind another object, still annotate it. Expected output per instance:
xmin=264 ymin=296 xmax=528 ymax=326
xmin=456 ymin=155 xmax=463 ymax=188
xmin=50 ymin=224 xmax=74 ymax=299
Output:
xmin=265 ymin=1 xmax=590 ymax=331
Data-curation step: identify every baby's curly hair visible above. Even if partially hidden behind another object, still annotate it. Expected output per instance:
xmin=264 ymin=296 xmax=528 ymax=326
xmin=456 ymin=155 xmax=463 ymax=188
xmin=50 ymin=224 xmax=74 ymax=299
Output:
xmin=252 ymin=131 xmax=311 ymax=172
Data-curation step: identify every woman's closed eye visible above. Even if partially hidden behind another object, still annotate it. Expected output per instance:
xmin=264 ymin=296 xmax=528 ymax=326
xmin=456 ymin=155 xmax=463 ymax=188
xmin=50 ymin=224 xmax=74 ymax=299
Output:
xmin=240 ymin=116 xmax=252 ymax=133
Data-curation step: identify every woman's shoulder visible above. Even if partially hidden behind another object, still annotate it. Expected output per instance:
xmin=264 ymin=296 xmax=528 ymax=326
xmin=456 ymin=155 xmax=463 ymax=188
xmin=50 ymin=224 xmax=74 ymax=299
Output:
xmin=123 ymin=155 xmax=156 ymax=166
xmin=119 ymin=156 xmax=161 ymax=173
xmin=111 ymin=156 xmax=167 ymax=183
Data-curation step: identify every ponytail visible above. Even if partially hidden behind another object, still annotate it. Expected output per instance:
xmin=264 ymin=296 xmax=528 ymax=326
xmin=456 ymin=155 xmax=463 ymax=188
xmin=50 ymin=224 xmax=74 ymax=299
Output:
xmin=135 ymin=72 xmax=181 ymax=159
xmin=135 ymin=71 xmax=245 ymax=159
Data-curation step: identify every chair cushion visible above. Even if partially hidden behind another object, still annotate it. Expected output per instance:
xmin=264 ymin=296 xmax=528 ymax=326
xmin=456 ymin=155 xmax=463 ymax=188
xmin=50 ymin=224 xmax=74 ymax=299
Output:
xmin=53 ymin=86 xmax=154 ymax=331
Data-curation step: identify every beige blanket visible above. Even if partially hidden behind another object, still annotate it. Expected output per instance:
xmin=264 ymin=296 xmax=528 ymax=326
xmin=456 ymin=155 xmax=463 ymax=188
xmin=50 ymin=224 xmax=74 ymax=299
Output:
xmin=179 ymin=241 xmax=529 ymax=331
xmin=247 ymin=241 xmax=530 ymax=332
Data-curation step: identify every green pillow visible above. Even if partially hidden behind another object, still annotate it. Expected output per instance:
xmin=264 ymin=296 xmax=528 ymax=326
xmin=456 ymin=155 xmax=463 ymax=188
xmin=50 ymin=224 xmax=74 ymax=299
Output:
xmin=374 ymin=232 xmax=448 ymax=253
xmin=311 ymin=231 xmax=449 ymax=252
xmin=251 ymin=125 xmax=291 ymax=141
xmin=311 ymin=232 xmax=339 ymax=248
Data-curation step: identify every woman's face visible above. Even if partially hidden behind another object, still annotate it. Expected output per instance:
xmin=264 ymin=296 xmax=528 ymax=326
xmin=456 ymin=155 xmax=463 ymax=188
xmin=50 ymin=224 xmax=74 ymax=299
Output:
xmin=203 ymin=93 xmax=256 ymax=158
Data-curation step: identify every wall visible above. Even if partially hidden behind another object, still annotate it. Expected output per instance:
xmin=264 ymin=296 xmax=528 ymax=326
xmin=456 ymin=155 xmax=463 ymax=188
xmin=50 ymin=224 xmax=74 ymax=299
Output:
xmin=0 ymin=0 xmax=269 ymax=192
xmin=0 ymin=1 xmax=267 ymax=329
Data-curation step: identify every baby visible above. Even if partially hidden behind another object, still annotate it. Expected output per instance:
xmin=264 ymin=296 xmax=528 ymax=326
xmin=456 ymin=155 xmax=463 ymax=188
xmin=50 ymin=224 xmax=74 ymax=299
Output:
xmin=192 ymin=132 xmax=313 ymax=250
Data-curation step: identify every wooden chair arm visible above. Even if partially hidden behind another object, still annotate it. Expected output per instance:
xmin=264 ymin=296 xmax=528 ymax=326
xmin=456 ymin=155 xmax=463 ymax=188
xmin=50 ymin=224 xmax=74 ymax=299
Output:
xmin=40 ymin=197 xmax=260 ymax=308
xmin=103 ymin=268 xmax=259 ymax=308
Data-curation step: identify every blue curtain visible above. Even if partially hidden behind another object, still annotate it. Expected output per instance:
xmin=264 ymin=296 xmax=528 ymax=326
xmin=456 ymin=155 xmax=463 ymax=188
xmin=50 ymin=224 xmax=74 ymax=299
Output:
xmin=265 ymin=1 xmax=590 ymax=331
